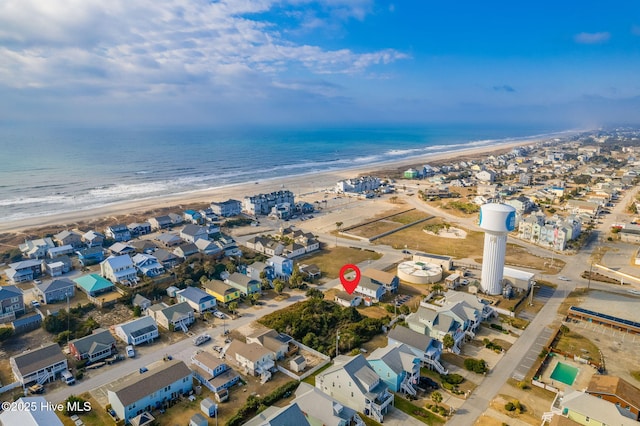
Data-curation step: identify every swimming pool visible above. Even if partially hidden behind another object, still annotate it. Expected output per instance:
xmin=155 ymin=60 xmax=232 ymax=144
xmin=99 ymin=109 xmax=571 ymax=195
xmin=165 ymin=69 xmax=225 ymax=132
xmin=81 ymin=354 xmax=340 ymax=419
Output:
xmin=550 ymin=362 xmax=579 ymax=386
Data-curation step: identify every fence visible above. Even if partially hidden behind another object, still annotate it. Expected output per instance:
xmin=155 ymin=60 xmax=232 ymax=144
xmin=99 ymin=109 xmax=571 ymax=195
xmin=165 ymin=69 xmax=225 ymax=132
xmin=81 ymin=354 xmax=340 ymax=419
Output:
xmin=276 ymin=340 xmax=330 ymax=381
xmin=0 ymin=381 xmax=21 ymax=395
xmin=531 ymin=379 xmax=559 ymax=394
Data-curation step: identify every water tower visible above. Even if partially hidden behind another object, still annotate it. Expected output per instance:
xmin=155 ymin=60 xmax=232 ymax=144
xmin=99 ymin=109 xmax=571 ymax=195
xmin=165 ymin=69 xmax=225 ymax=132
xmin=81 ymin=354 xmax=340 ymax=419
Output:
xmin=479 ymin=203 xmax=516 ymax=295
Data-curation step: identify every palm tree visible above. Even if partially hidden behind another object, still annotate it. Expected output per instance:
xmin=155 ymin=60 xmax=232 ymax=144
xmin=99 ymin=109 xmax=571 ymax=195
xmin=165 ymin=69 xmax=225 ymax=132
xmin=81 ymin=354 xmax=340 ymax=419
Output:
xmin=431 ymin=391 xmax=443 ymax=408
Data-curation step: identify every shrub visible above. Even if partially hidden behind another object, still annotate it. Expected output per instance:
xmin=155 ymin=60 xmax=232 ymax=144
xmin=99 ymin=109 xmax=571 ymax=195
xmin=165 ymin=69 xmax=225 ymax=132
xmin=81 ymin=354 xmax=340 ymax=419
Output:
xmin=505 ymin=401 xmax=515 ymax=411
xmin=440 ymin=373 xmax=464 ymax=385
xmin=464 ymin=358 xmax=488 ymax=374
xmin=516 ymin=381 xmax=529 ymax=390
xmin=490 ymin=323 xmax=504 ymax=331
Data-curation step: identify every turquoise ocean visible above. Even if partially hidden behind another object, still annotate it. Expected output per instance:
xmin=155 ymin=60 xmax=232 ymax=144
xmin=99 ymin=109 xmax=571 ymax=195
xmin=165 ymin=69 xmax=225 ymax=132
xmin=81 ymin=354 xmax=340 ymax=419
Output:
xmin=0 ymin=124 xmax=574 ymax=223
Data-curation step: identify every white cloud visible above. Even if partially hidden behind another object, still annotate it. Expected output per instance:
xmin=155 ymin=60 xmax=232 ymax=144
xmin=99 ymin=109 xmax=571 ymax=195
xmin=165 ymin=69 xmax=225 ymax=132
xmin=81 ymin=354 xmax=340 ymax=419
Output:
xmin=574 ymin=32 xmax=611 ymax=44
xmin=0 ymin=0 xmax=405 ymax=100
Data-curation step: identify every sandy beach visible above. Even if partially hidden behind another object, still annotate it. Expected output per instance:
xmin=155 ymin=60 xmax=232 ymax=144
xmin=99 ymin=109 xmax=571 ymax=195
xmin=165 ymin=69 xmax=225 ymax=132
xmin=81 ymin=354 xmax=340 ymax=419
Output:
xmin=0 ymin=140 xmax=537 ymax=235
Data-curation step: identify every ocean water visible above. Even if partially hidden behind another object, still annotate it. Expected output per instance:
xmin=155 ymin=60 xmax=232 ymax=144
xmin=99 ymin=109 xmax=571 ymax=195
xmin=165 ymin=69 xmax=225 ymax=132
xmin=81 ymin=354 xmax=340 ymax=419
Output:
xmin=0 ymin=124 xmax=569 ymax=223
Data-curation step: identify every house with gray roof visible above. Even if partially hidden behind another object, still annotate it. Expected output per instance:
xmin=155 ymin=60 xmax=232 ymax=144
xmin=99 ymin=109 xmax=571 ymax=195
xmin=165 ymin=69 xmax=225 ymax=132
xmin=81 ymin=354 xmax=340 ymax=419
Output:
xmin=35 ymin=278 xmax=75 ymax=304
xmin=153 ymin=249 xmax=181 ymax=269
xmin=225 ymin=272 xmax=261 ymax=296
xmin=147 ymin=302 xmax=194 ymax=332
xmin=173 ymin=242 xmax=199 ymax=259
xmin=132 ymin=294 xmax=152 ymax=311
xmin=105 ymin=224 xmax=132 ymax=242
xmin=290 ymin=382 xmax=364 ymax=426
xmin=5 ymin=259 xmax=42 ymax=283
xmin=247 ymin=328 xmax=295 ymax=360
xmin=43 ymin=255 xmax=72 ymax=276
xmin=82 ymin=230 xmax=105 ymax=247
xmin=132 ymin=253 xmax=165 ymax=277
xmin=190 ymin=351 xmax=240 ymax=393
xmin=0 ymin=396 xmax=64 ymax=426
xmin=10 ymin=343 xmax=68 ymax=385
xmin=100 ymin=255 xmax=138 ymax=285
xmin=109 ymin=242 xmax=136 ymax=256
xmin=368 ymin=343 xmax=420 ymax=396
xmin=315 ymin=354 xmax=394 ymax=423
xmin=114 ymin=316 xmax=159 ymax=346
xmin=54 ymin=230 xmax=83 ymax=248
xmin=224 ymin=340 xmax=275 ymax=377
xmin=19 ymin=238 xmax=55 ymax=259
xmin=148 ymin=215 xmax=173 ymax=230
xmin=107 ymin=359 xmax=192 ymax=424
xmin=245 ymin=402 xmax=311 ymax=426
xmin=69 ymin=328 xmax=116 ymax=362
xmin=354 ymin=276 xmax=386 ymax=302
xmin=176 ymin=287 xmax=216 ymax=313
xmin=0 ymin=285 xmax=25 ymax=322
xmin=194 ymin=238 xmax=223 ymax=256
xmin=406 ymin=306 xmax=465 ymax=353
xmin=387 ymin=325 xmax=446 ymax=374
xmin=180 ymin=224 xmax=209 ymax=243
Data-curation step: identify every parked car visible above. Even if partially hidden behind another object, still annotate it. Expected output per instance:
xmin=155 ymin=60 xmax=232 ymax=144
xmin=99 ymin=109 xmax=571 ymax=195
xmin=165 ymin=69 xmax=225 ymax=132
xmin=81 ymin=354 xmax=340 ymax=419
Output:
xmin=193 ymin=334 xmax=211 ymax=346
xmin=213 ymin=345 xmax=223 ymax=353
xmin=126 ymin=345 xmax=135 ymax=358
xmin=139 ymin=367 xmax=148 ymax=374
xmin=31 ymin=300 xmax=40 ymax=307
xmin=214 ymin=311 xmax=226 ymax=319
xmin=28 ymin=384 xmax=44 ymax=394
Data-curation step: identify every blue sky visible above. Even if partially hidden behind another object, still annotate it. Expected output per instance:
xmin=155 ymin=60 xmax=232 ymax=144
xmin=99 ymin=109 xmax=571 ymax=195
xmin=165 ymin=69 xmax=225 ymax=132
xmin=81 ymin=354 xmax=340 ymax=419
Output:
xmin=0 ymin=0 xmax=638 ymax=127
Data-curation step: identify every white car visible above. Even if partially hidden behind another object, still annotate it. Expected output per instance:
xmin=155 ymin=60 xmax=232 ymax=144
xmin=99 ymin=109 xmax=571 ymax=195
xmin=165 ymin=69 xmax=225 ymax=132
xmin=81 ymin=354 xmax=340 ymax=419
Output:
xmin=214 ymin=311 xmax=226 ymax=319
xmin=126 ymin=345 xmax=135 ymax=358
xmin=627 ymin=289 xmax=640 ymax=295
xmin=558 ymin=276 xmax=570 ymax=281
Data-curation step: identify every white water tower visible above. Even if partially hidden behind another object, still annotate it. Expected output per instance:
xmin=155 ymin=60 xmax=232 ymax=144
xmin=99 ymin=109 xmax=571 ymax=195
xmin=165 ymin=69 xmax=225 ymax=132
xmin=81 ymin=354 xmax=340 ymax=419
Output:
xmin=479 ymin=203 xmax=516 ymax=295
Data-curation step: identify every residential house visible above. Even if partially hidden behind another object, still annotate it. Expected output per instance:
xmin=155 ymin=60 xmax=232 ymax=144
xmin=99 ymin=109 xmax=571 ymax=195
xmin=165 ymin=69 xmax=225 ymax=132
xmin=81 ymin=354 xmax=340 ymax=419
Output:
xmin=109 ymin=242 xmax=136 ymax=256
xmin=315 ymin=354 xmax=394 ymax=423
xmin=549 ymin=389 xmax=638 ymax=426
xmin=475 ymin=170 xmax=496 ymax=182
xmin=127 ymin=222 xmax=152 ymax=236
xmin=299 ymin=264 xmax=321 ymax=280
xmin=176 ymin=286 xmax=217 ymax=313
xmin=183 ymin=209 xmax=203 ymax=224
xmin=362 ymin=268 xmax=398 ymax=294
xmin=148 ymin=215 xmax=173 ymax=230
xmin=114 ymin=316 xmax=159 ymax=346
xmin=335 ymin=176 xmax=381 ymax=194
xmin=387 ymin=325 xmax=446 ymax=374
xmin=107 ymin=359 xmax=192 ymax=424
xmin=278 ymin=227 xmax=320 ymax=254
xmin=132 ymin=294 xmax=152 ymax=311
xmin=155 ymin=233 xmax=183 ymax=248
xmin=154 ymin=249 xmax=181 ymax=269
xmin=368 ymin=343 xmax=420 ymax=396
xmin=76 ymin=246 xmax=105 ymax=266
xmin=180 ymin=224 xmax=209 ymax=243
xmin=191 ymin=351 xmax=240 ymax=393
xmin=10 ymin=343 xmax=68 ymax=385
xmin=194 ymin=238 xmax=222 ymax=256
xmin=586 ymin=375 xmax=640 ymax=420
xmin=354 ymin=277 xmax=386 ymax=302
xmin=245 ymin=236 xmax=284 ymax=256
xmin=130 ymin=240 xmax=158 ymax=254
xmin=406 ymin=307 xmax=464 ymax=353
xmin=294 ymin=383 xmax=366 ymax=426
xmin=0 ymin=397 xmax=64 ymax=426
xmin=69 ymin=328 xmax=116 ymax=362
xmin=0 ymin=285 xmax=25 ymax=322
xmin=5 ymin=259 xmax=42 ymax=283
xmin=243 ymin=190 xmax=295 ymax=216
xmin=54 ymin=230 xmax=83 ymax=249
xmin=132 ymin=253 xmax=165 ymax=277
xmin=82 ymin=230 xmax=105 ymax=247
xmin=173 ymin=243 xmax=199 ymax=259
xmin=168 ymin=212 xmax=184 ymax=226
xmin=43 ymin=256 xmax=72 ymax=277
xmin=74 ymin=274 xmax=116 ymax=297
xmin=267 ymin=255 xmax=293 ymax=279
xmin=247 ymin=328 xmax=297 ymax=360
xmin=35 ymin=278 xmax=75 ymax=304
xmin=225 ymin=272 xmax=261 ymax=296
xmin=202 ymin=280 xmax=241 ymax=305
xmin=105 ymin=224 xmax=132 ymax=242
xmin=101 ymin=255 xmax=138 ymax=285
xmin=224 ymin=340 xmax=275 ymax=377
xmin=148 ymin=302 xmax=195 ymax=331
xmin=334 ymin=291 xmax=362 ymax=307
xmin=47 ymin=245 xmax=74 ymax=259
xmin=565 ymin=199 xmax=600 ymax=217
xmin=245 ymin=403 xmax=311 ymax=426
xmin=19 ymin=238 xmax=55 ymax=259
xmin=210 ymin=199 xmax=242 ymax=217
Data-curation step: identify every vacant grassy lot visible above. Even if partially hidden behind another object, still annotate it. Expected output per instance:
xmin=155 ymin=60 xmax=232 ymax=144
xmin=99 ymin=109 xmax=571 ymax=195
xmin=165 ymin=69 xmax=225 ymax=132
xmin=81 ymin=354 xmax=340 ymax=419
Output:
xmin=349 ymin=220 xmax=402 ymax=238
xmin=389 ymin=210 xmax=432 ymax=224
xmin=56 ymin=394 xmax=112 ymax=426
xmin=299 ymin=247 xmax=382 ymax=279
xmin=554 ymin=328 xmax=600 ymax=359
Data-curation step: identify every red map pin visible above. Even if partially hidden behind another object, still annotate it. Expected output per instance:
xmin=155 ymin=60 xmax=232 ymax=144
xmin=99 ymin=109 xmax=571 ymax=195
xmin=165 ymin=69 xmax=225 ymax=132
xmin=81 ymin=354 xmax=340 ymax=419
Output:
xmin=339 ymin=264 xmax=361 ymax=294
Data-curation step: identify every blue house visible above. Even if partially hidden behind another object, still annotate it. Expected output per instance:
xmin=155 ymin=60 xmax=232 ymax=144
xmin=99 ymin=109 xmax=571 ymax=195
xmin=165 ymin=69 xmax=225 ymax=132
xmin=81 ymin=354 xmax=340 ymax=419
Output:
xmin=387 ymin=325 xmax=447 ymax=374
xmin=36 ymin=278 xmax=75 ymax=304
xmin=183 ymin=209 xmax=203 ymax=224
xmin=267 ymin=256 xmax=293 ymax=279
xmin=176 ymin=286 xmax=216 ymax=313
xmin=368 ymin=343 xmax=421 ymax=396
xmin=76 ymin=246 xmax=105 ymax=266
xmin=74 ymin=274 xmax=115 ymax=297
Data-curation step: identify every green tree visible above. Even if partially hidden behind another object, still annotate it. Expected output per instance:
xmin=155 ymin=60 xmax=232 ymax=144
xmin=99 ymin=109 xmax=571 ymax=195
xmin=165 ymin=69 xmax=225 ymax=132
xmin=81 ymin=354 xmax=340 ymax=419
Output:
xmin=432 ymin=283 xmax=443 ymax=295
xmin=250 ymin=293 xmax=261 ymax=305
xmin=0 ymin=327 xmax=13 ymax=342
xmin=431 ymin=391 xmax=443 ymax=408
xmin=289 ymin=268 xmax=303 ymax=288
xmin=443 ymin=334 xmax=455 ymax=351
xmin=274 ymin=279 xmax=285 ymax=294
xmin=226 ymin=262 xmax=237 ymax=274
xmin=133 ymin=305 xmax=142 ymax=317
xmin=306 ymin=288 xmax=324 ymax=299
xmin=228 ymin=302 xmax=238 ymax=314
xmin=63 ymin=395 xmax=88 ymax=416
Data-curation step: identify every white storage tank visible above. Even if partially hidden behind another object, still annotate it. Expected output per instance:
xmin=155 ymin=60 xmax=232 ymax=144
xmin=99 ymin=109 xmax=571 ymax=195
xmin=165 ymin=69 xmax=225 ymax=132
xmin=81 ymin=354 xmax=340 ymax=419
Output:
xmin=479 ymin=203 xmax=516 ymax=295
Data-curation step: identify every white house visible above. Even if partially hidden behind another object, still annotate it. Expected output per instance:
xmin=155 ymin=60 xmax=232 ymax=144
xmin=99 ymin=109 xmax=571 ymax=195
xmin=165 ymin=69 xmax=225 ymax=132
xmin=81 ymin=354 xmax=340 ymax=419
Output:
xmin=224 ymin=340 xmax=275 ymax=377
xmin=10 ymin=343 xmax=68 ymax=385
xmin=148 ymin=302 xmax=195 ymax=332
xmin=100 ymin=255 xmax=138 ymax=285
xmin=180 ymin=224 xmax=210 ymax=243
xmin=114 ymin=316 xmax=159 ymax=346
xmin=131 ymin=253 xmax=165 ymax=277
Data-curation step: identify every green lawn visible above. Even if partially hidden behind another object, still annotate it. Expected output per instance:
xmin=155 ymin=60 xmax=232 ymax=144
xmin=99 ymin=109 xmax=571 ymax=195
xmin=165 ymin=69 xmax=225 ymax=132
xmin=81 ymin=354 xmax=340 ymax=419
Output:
xmin=298 ymin=247 xmax=382 ymax=279
xmin=393 ymin=395 xmax=445 ymax=425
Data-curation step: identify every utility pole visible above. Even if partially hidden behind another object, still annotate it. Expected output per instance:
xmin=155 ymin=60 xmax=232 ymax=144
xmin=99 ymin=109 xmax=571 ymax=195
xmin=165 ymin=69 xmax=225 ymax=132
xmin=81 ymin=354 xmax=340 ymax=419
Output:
xmin=336 ymin=330 xmax=340 ymax=358
xmin=588 ymin=263 xmax=593 ymax=289
xmin=66 ymin=292 xmax=71 ymax=347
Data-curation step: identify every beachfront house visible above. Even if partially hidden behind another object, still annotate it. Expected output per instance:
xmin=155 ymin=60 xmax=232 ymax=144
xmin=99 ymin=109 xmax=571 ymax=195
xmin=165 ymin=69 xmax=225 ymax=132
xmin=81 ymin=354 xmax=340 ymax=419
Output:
xmin=243 ymin=190 xmax=295 ymax=216
xmin=127 ymin=222 xmax=152 ymax=236
xmin=176 ymin=286 xmax=217 ymax=313
xmin=148 ymin=215 xmax=173 ymax=230
xmin=183 ymin=210 xmax=203 ymax=224
xmin=68 ymin=328 xmax=116 ymax=362
xmin=190 ymin=351 xmax=240 ymax=393
xmin=0 ymin=285 xmax=25 ymax=322
xmin=210 ymin=199 xmax=242 ymax=217
xmin=5 ymin=259 xmax=43 ymax=283
xmin=114 ymin=316 xmax=159 ymax=346
xmin=35 ymin=278 xmax=75 ymax=304
xmin=225 ymin=272 xmax=261 ymax=296
xmin=82 ymin=230 xmax=105 ymax=247
xmin=315 ymin=354 xmax=394 ymax=423
xmin=10 ymin=343 xmax=68 ymax=385
xmin=100 ymin=255 xmax=138 ymax=285
xmin=107 ymin=359 xmax=192 ymax=424
xmin=202 ymin=280 xmax=241 ymax=305
xmin=19 ymin=238 xmax=56 ymax=259
xmin=105 ymin=224 xmax=131 ymax=242
xmin=53 ymin=230 xmax=83 ymax=249
xmin=148 ymin=302 xmax=195 ymax=332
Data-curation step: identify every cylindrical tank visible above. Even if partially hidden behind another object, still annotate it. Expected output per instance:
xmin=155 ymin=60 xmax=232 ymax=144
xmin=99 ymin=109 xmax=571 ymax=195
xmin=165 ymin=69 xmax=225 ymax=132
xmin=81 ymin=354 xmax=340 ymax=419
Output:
xmin=479 ymin=203 xmax=516 ymax=295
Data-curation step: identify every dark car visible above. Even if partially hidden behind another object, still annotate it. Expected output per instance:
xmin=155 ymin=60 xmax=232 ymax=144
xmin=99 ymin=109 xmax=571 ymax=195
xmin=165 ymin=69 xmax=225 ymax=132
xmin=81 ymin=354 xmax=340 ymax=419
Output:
xmin=419 ymin=377 xmax=439 ymax=389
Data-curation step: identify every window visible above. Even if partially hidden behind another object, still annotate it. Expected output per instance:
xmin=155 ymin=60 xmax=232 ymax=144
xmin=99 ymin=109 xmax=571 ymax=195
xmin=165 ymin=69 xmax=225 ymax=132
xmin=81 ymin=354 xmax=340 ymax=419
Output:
xmin=351 ymin=392 xmax=354 ymax=397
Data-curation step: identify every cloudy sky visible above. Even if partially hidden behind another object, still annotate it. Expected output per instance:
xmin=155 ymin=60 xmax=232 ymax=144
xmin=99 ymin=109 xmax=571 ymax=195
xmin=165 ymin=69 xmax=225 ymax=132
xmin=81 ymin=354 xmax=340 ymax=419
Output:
xmin=1 ymin=0 xmax=639 ymax=127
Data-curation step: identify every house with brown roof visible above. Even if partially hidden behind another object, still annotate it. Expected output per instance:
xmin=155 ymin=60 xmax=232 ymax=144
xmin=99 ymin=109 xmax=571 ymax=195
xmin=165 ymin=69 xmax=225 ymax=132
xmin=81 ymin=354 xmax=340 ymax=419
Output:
xmin=224 ymin=340 xmax=275 ymax=377
xmin=190 ymin=351 xmax=240 ymax=393
xmin=107 ymin=359 xmax=192 ymax=424
xmin=363 ymin=268 xmax=399 ymax=293
xmin=10 ymin=343 xmax=68 ymax=385
xmin=247 ymin=328 xmax=297 ymax=360
xmin=586 ymin=375 xmax=640 ymax=420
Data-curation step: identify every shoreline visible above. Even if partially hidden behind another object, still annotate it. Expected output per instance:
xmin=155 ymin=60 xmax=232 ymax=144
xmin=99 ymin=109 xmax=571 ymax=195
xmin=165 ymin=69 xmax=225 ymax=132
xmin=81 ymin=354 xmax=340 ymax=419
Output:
xmin=0 ymin=138 xmax=544 ymax=235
